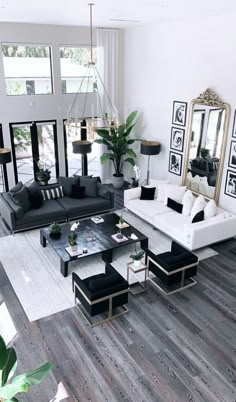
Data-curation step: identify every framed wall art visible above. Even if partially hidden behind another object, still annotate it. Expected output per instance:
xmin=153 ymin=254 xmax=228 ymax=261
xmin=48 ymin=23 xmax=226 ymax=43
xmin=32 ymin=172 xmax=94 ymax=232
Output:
xmin=228 ymin=140 xmax=236 ymax=169
xmin=170 ymin=127 xmax=185 ymax=152
xmin=172 ymin=101 xmax=187 ymax=127
xmin=168 ymin=151 xmax=182 ymax=176
xmin=232 ymin=110 xmax=236 ymax=138
xmin=224 ymin=169 xmax=236 ymax=198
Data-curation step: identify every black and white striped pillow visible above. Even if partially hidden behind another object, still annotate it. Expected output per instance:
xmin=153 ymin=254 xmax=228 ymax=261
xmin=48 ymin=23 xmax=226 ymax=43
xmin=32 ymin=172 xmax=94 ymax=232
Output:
xmin=41 ymin=186 xmax=64 ymax=201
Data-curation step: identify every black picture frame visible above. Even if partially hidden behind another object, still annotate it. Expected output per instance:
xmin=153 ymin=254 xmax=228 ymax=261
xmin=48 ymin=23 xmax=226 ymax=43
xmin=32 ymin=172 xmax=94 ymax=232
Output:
xmin=224 ymin=169 xmax=236 ymax=198
xmin=170 ymin=127 xmax=185 ymax=152
xmin=228 ymin=140 xmax=236 ymax=169
xmin=232 ymin=110 xmax=236 ymax=138
xmin=172 ymin=101 xmax=187 ymax=127
xmin=168 ymin=151 xmax=182 ymax=176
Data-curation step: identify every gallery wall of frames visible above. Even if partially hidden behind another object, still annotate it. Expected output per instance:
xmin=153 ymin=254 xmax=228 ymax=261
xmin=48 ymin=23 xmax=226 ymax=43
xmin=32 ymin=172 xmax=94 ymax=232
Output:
xmin=224 ymin=111 xmax=236 ymax=199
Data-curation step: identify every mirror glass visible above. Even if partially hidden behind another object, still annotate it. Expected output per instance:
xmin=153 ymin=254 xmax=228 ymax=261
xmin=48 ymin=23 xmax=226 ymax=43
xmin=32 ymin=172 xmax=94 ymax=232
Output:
xmin=183 ymin=89 xmax=230 ymax=201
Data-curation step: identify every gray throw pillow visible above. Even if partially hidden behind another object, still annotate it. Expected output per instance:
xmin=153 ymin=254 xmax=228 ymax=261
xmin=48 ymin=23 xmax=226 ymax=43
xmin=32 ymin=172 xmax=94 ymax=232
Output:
xmin=97 ymin=182 xmax=111 ymax=200
xmin=59 ymin=176 xmax=79 ymax=196
xmin=9 ymin=181 xmax=23 ymax=195
xmin=80 ymin=177 xmax=97 ymax=198
xmin=11 ymin=186 xmax=31 ymax=212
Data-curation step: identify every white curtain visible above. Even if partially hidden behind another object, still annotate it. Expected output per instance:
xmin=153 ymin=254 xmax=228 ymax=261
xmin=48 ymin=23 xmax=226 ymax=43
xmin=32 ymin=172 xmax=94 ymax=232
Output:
xmin=96 ymin=28 xmax=119 ymax=183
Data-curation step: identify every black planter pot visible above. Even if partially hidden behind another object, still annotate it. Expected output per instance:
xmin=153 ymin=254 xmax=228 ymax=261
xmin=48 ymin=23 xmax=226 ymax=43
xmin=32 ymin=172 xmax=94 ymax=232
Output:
xmin=49 ymin=232 xmax=61 ymax=239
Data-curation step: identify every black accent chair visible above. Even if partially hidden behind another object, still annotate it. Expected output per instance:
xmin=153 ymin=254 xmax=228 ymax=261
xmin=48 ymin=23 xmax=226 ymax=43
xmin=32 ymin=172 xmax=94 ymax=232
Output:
xmin=72 ymin=264 xmax=129 ymax=327
xmin=147 ymin=241 xmax=198 ymax=295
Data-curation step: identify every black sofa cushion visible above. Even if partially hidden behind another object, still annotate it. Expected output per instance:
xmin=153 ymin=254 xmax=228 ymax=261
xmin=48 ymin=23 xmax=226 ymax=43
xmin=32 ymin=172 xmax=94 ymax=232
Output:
xmin=11 ymin=186 xmax=31 ymax=212
xmin=88 ymin=272 xmax=123 ymax=292
xmin=15 ymin=199 xmax=66 ymax=224
xmin=192 ymin=210 xmax=204 ymax=223
xmin=71 ymin=185 xmax=85 ymax=199
xmin=80 ymin=177 xmax=98 ymax=197
xmin=57 ymin=196 xmax=111 ymax=218
xmin=26 ymin=182 xmax=43 ymax=209
xmin=59 ymin=176 xmax=79 ymax=196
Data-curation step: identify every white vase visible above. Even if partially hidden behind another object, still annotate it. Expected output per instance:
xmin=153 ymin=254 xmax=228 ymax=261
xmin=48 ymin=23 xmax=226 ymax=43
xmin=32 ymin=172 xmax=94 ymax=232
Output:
xmin=133 ymin=259 xmax=142 ymax=267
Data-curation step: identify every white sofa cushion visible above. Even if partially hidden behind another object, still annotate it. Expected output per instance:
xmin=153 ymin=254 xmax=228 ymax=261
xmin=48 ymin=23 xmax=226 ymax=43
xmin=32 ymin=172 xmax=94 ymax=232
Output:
xmin=127 ymin=199 xmax=170 ymax=221
xmin=154 ymin=211 xmax=192 ymax=245
xmin=191 ymin=195 xmax=206 ymax=220
xmin=184 ymin=212 xmax=225 ymax=237
xmin=163 ymin=185 xmax=186 ymax=206
xmin=182 ymin=190 xmax=194 ymax=217
xmin=149 ymin=179 xmax=170 ymax=201
xmin=204 ymin=199 xmax=217 ymax=220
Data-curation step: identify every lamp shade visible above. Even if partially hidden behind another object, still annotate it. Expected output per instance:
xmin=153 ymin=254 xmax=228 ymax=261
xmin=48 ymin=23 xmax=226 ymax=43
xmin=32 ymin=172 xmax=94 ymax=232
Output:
xmin=0 ymin=148 xmax=11 ymax=164
xmin=72 ymin=140 xmax=92 ymax=154
xmin=140 ymin=141 xmax=161 ymax=156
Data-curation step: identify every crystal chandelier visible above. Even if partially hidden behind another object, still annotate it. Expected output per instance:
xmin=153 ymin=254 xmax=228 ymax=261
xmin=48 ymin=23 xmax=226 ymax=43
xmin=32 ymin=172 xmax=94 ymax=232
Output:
xmin=65 ymin=3 xmax=119 ymax=139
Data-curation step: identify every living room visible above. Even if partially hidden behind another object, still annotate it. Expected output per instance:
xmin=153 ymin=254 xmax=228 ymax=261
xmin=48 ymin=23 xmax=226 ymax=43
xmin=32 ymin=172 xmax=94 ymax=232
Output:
xmin=0 ymin=1 xmax=236 ymax=401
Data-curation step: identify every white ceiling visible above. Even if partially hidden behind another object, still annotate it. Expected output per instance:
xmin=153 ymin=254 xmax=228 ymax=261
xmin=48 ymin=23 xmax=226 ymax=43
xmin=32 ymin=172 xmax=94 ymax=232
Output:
xmin=0 ymin=0 xmax=236 ymax=28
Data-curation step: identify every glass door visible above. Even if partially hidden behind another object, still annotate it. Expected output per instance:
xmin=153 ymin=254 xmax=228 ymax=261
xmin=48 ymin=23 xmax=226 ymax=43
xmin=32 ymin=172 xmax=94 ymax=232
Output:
xmin=10 ymin=120 xmax=59 ymax=184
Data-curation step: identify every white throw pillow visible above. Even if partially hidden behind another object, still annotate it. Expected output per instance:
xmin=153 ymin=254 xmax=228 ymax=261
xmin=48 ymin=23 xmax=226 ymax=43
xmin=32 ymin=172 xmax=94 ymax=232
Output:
xmin=190 ymin=195 xmax=207 ymax=220
xmin=191 ymin=175 xmax=200 ymax=192
xmin=149 ymin=179 xmax=169 ymax=200
xmin=182 ymin=190 xmax=194 ymax=217
xmin=163 ymin=185 xmax=186 ymax=206
xmin=204 ymin=199 xmax=217 ymax=220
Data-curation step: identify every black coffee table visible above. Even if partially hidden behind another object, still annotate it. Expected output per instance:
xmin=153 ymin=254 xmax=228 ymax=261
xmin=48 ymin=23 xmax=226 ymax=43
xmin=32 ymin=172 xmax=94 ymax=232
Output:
xmin=40 ymin=213 xmax=149 ymax=277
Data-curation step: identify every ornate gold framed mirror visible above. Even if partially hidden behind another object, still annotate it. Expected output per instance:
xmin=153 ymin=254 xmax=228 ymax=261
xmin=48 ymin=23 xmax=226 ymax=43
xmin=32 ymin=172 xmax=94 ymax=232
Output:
xmin=182 ymin=88 xmax=230 ymax=203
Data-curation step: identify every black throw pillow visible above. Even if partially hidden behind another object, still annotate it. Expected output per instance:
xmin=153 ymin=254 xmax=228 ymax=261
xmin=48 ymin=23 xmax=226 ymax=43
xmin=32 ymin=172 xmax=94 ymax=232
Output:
xmin=140 ymin=186 xmax=155 ymax=200
xmin=167 ymin=197 xmax=183 ymax=214
xmin=59 ymin=176 xmax=79 ymax=196
xmin=27 ymin=182 xmax=43 ymax=209
xmin=192 ymin=209 xmax=204 ymax=223
xmin=80 ymin=177 xmax=98 ymax=198
xmin=71 ymin=185 xmax=85 ymax=199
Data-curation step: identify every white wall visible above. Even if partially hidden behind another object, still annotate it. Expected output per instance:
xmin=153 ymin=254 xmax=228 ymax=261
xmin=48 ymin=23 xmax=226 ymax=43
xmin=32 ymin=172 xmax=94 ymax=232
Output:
xmin=0 ymin=22 xmax=96 ymax=187
xmin=122 ymin=14 xmax=236 ymax=213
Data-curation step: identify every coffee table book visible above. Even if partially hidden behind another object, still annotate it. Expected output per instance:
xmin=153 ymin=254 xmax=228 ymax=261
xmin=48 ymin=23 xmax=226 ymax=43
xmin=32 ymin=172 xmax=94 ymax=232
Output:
xmin=65 ymin=246 xmax=82 ymax=257
xmin=111 ymin=233 xmax=128 ymax=243
xmin=116 ymin=222 xmax=130 ymax=229
xmin=91 ymin=215 xmax=104 ymax=224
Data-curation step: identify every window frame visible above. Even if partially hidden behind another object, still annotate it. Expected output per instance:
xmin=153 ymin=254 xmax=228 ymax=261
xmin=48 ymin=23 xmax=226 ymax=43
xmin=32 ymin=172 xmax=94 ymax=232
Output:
xmin=0 ymin=124 xmax=9 ymax=192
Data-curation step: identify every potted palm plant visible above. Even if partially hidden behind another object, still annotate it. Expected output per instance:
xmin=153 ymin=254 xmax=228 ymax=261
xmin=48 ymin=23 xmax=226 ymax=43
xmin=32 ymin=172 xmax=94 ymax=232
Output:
xmin=95 ymin=111 xmax=139 ymax=189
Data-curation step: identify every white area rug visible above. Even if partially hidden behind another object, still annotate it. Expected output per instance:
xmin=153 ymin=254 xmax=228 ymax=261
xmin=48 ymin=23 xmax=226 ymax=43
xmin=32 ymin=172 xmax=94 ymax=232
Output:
xmin=0 ymin=211 xmax=217 ymax=322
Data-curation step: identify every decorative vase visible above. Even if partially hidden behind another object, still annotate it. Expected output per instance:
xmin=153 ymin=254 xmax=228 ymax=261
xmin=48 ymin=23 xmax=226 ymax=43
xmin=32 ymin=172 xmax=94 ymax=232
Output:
xmin=69 ymin=245 xmax=78 ymax=253
xmin=113 ymin=174 xmax=124 ymax=189
xmin=133 ymin=259 xmax=142 ymax=267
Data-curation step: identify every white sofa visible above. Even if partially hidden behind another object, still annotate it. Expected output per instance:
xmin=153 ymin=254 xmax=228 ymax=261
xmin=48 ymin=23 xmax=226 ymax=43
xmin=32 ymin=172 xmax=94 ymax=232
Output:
xmin=124 ymin=186 xmax=236 ymax=250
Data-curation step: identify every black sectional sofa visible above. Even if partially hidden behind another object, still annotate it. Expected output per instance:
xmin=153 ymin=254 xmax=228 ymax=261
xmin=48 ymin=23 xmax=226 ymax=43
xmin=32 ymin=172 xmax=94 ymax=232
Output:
xmin=0 ymin=176 xmax=114 ymax=233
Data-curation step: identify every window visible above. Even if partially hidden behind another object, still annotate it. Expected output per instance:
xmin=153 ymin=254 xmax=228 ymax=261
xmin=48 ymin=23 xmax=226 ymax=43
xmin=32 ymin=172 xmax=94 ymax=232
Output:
xmin=60 ymin=47 xmax=97 ymax=94
xmin=10 ymin=121 xmax=59 ymax=184
xmin=0 ymin=125 xmax=9 ymax=192
xmin=2 ymin=44 xmax=53 ymax=96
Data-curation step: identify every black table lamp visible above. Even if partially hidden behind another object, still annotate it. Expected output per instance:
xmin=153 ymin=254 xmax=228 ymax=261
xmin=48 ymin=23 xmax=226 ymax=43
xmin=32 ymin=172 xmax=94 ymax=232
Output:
xmin=72 ymin=140 xmax=92 ymax=176
xmin=140 ymin=141 xmax=161 ymax=185
xmin=0 ymin=148 xmax=11 ymax=192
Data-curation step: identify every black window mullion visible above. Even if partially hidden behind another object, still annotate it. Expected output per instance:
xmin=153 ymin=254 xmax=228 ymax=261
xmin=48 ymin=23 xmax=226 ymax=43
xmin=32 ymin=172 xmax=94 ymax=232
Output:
xmin=31 ymin=122 xmax=39 ymax=181
xmin=0 ymin=124 xmax=9 ymax=191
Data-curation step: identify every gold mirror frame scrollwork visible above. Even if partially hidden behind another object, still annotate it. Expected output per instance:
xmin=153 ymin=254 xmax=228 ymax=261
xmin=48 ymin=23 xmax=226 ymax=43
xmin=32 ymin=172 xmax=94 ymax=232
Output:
xmin=182 ymin=88 xmax=231 ymax=203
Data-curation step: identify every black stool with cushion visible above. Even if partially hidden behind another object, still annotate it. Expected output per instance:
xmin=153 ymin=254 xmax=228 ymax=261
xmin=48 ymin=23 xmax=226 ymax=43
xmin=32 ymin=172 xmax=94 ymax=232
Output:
xmin=72 ymin=264 xmax=129 ymax=327
xmin=147 ymin=241 xmax=198 ymax=295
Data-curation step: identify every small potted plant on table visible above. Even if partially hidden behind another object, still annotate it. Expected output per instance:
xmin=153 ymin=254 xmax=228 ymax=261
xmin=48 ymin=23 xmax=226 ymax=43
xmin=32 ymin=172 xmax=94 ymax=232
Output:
xmin=130 ymin=245 xmax=145 ymax=267
xmin=49 ymin=222 xmax=61 ymax=239
xmin=68 ymin=231 xmax=78 ymax=253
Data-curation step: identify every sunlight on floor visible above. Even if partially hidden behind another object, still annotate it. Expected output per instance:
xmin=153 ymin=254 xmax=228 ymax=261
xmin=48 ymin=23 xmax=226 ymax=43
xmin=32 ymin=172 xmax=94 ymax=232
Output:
xmin=0 ymin=302 xmax=17 ymax=345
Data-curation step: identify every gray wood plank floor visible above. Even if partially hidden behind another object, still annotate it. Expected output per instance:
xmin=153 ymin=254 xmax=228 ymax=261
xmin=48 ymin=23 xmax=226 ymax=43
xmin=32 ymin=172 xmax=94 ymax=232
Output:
xmin=1 ymin=238 xmax=236 ymax=402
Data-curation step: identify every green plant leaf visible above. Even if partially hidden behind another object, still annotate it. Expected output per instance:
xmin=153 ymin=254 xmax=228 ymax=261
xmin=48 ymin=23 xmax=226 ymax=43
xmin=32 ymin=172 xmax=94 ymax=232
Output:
xmin=126 ymin=111 xmax=137 ymax=130
xmin=127 ymin=139 xmax=135 ymax=145
xmin=12 ymin=361 xmax=53 ymax=387
xmin=11 ymin=397 xmax=18 ymax=402
xmin=0 ymin=382 xmax=28 ymax=400
xmin=0 ymin=335 xmax=7 ymax=370
xmin=100 ymin=153 xmax=114 ymax=164
xmin=2 ymin=348 xmax=17 ymax=386
xmin=126 ymin=149 xmax=137 ymax=158
xmin=123 ymin=157 xmax=135 ymax=167
xmin=95 ymin=129 xmax=110 ymax=140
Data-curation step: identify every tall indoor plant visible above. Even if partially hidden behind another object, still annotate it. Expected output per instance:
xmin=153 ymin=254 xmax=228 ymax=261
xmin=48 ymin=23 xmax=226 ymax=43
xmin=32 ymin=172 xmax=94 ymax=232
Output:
xmin=95 ymin=111 xmax=139 ymax=188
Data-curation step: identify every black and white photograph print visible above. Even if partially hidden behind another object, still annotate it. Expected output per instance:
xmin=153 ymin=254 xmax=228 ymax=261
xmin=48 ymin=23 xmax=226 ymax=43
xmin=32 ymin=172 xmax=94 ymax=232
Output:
xmin=228 ymin=141 xmax=236 ymax=168
xmin=168 ymin=151 xmax=182 ymax=176
xmin=170 ymin=127 xmax=185 ymax=152
xmin=172 ymin=101 xmax=187 ymax=127
xmin=224 ymin=169 xmax=236 ymax=198
xmin=232 ymin=110 xmax=236 ymax=138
